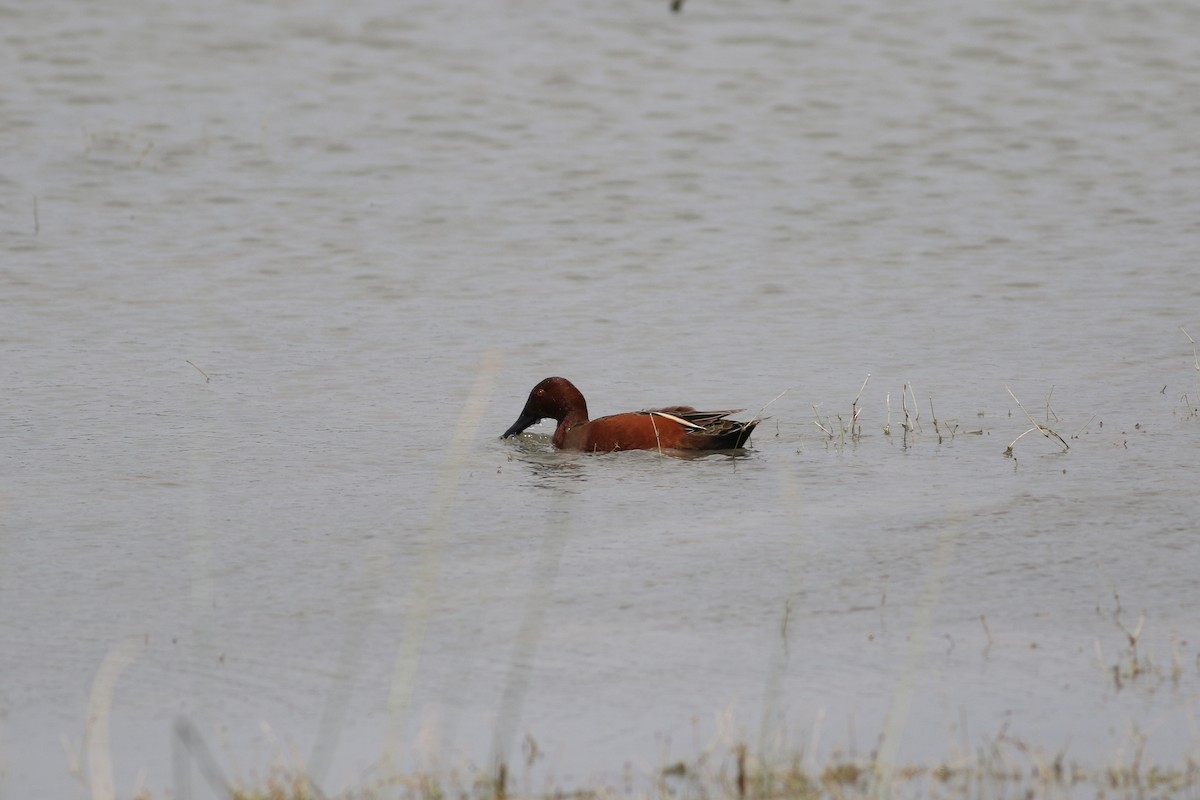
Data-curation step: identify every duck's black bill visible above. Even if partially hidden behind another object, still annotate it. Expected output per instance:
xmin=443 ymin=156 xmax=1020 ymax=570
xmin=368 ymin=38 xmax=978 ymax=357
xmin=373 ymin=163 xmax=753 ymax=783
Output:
xmin=501 ymin=412 xmax=540 ymax=439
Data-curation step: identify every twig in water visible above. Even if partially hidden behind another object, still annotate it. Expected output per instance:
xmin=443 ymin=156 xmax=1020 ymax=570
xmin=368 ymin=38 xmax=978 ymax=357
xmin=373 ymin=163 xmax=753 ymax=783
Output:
xmin=899 ymin=382 xmax=922 ymax=443
xmin=1044 ymin=386 xmax=1059 ymax=423
xmin=1182 ymin=327 xmax=1199 ymax=416
xmin=1004 ymin=386 xmax=1069 ymax=456
xmin=851 ymin=374 xmax=870 ymax=439
xmin=1097 ymin=567 xmax=1151 ymax=685
xmin=185 ymin=360 xmax=211 ymax=383
xmin=812 ymin=404 xmax=834 ymax=438
xmin=1112 ymin=606 xmax=1147 ymax=682
xmin=1072 ymin=414 xmax=1096 ymax=439
xmin=1004 ymin=427 xmax=1040 ymax=458
xmin=883 ymin=392 xmax=892 ymax=436
xmin=929 ymin=396 xmax=942 ymax=443
xmin=755 ymin=387 xmax=791 ymax=419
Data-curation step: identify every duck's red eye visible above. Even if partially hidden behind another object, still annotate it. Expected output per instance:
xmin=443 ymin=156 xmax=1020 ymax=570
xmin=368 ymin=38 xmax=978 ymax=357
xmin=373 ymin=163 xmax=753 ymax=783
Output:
xmin=535 ymin=389 xmax=545 ymax=397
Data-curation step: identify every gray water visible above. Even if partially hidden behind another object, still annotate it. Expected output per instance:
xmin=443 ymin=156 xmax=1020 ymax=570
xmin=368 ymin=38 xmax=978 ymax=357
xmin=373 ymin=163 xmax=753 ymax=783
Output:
xmin=3 ymin=0 xmax=1199 ymax=797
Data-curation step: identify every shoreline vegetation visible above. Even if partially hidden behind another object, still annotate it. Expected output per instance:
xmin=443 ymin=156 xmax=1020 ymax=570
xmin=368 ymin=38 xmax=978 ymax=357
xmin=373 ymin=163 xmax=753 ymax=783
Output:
xmin=155 ymin=733 xmax=1200 ymax=800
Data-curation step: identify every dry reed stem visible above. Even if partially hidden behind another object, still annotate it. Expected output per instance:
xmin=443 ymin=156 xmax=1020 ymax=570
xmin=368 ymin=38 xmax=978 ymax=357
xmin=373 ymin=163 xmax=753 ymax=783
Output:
xmin=1095 ymin=570 xmax=1157 ymax=688
xmin=851 ymin=375 xmax=869 ymax=439
xmin=1182 ymin=326 xmax=1199 ymax=415
xmin=812 ymin=404 xmax=834 ymax=438
xmin=185 ymin=360 xmax=211 ymax=383
xmin=755 ymin=387 xmax=791 ymax=419
xmin=1004 ymin=386 xmax=1069 ymax=456
xmin=927 ymin=396 xmax=949 ymax=443
xmin=1045 ymin=385 xmax=1059 ymax=423
xmin=906 ymin=382 xmax=920 ymax=430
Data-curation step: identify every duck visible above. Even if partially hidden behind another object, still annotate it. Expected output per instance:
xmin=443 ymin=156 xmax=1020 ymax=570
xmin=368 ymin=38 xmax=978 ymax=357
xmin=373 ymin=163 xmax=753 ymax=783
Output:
xmin=502 ymin=376 xmax=760 ymax=452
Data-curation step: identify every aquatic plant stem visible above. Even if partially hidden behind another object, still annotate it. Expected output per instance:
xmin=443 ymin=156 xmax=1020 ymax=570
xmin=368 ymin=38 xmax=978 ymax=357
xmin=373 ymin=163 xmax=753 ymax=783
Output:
xmin=185 ymin=360 xmax=211 ymax=383
xmin=755 ymin=386 xmax=791 ymax=420
xmin=812 ymin=404 xmax=833 ymax=438
xmin=1004 ymin=386 xmax=1068 ymax=455
xmin=1072 ymin=414 xmax=1097 ymax=438
xmin=852 ymin=375 xmax=869 ymax=439
xmin=906 ymin=382 xmax=920 ymax=431
xmin=1182 ymin=326 xmax=1199 ymax=414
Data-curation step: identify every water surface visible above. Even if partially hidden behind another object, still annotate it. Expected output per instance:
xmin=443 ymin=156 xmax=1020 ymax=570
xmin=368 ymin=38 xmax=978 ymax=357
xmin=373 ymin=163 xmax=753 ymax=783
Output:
xmin=3 ymin=1 xmax=1199 ymax=797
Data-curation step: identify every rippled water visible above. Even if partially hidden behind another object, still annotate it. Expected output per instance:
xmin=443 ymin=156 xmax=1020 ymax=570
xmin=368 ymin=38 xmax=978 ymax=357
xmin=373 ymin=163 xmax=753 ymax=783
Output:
xmin=3 ymin=1 xmax=1199 ymax=797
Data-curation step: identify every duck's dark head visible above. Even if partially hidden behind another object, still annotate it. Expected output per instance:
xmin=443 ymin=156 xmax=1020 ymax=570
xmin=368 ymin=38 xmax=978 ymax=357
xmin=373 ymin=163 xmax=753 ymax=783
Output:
xmin=501 ymin=376 xmax=589 ymax=438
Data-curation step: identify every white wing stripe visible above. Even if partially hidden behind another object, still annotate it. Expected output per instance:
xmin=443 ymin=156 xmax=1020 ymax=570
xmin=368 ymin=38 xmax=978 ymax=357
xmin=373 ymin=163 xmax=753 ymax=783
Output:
xmin=648 ymin=411 xmax=704 ymax=429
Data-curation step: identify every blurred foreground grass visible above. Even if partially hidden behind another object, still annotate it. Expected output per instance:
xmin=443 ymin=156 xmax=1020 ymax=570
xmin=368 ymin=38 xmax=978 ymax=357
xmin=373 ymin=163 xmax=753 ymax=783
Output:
xmin=163 ymin=737 xmax=1199 ymax=800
